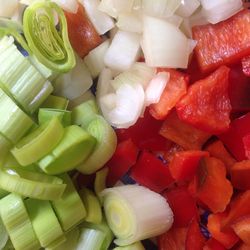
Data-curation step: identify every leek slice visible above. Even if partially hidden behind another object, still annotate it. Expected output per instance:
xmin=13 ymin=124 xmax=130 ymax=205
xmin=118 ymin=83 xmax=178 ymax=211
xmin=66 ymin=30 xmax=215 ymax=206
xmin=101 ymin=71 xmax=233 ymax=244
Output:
xmin=79 ymin=187 xmax=102 ymax=224
xmin=38 ymin=108 xmax=71 ymax=126
xmin=0 ymin=189 xmax=9 ymax=199
xmin=0 ymin=194 xmax=40 ymax=250
xmin=25 ymin=199 xmax=65 ymax=248
xmin=0 ymin=167 xmax=66 ymax=200
xmin=0 ymin=133 xmax=12 ymax=160
xmin=2 ymin=239 xmax=14 ymax=250
xmin=77 ymin=116 xmax=117 ymax=174
xmin=41 ymin=95 xmax=69 ymax=110
xmin=101 ymin=185 xmax=174 ymax=246
xmin=38 ymin=125 xmax=96 ymax=175
xmin=0 ymin=217 xmax=8 ymax=250
xmin=11 ymin=117 xmax=64 ymax=166
xmin=113 ymin=241 xmax=145 ymax=250
xmin=51 ymin=174 xmax=86 ymax=231
xmin=68 ymin=90 xmax=95 ymax=110
xmin=45 ymin=235 xmax=67 ymax=250
xmin=0 ymin=87 xmax=34 ymax=144
xmin=23 ymin=1 xmax=75 ymax=73
xmin=94 ymin=167 xmax=108 ymax=199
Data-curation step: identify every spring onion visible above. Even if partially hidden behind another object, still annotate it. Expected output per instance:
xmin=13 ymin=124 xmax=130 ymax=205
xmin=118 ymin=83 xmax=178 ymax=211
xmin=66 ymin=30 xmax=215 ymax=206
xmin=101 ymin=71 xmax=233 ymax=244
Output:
xmin=23 ymin=1 xmax=76 ymax=73
xmin=0 ymin=167 xmax=66 ymax=200
xmin=77 ymin=116 xmax=117 ymax=174
xmin=25 ymin=199 xmax=65 ymax=248
xmin=113 ymin=241 xmax=145 ymax=250
xmin=51 ymin=174 xmax=86 ymax=231
xmin=176 ymin=0 xmax=200 ymax=18
xmin=41 ymin=95 xmax=69 ymax=110
xmin=94 ymin=167 xmax=109 ymax=198
xmin=38 ymin=125 xmax=96 ymax=175
xmin=79 ymin=187 xmax=102 ymax=224
xmin=101 ymin=185 xmax=174 ymax=246
xmin=0 ymin=194 xmax=40 ymax=250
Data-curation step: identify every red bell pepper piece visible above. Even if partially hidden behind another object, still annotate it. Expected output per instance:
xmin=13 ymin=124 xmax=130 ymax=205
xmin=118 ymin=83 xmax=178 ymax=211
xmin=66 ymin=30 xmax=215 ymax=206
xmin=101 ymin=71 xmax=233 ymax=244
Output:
xmin=231 ymin=160 xmax=250 ymax=190
xmin=236 ymin=243 xmax=250 ymax=250
xmin=149 ymin=69 xmax=188 ymax=120
xmin=219 ymin=112 xmax=250 ymax=161
xmin=231 ymin=216 xmax=250 ymax=245
xmin=193 ymin=9 xmax=250 ymax=73
xmin=163 ymin=143 xmax=184 ymax=163
xmin=64 ymin=5 xmax=102 ymax=58
xmin=205 ymin=140 xmax=236 ymax=173
xmin=169 ymin=150 xmax=209 ymax=182
xmin=185 ymin=218 xmax=206 ymax=250
xmin=207 ymin=212 xmax=239 ymax=249
xmin=158 ymin=227 xmax=188 ymax=250
xmin=106 ymin=138 xmax=139 ymax=187
xmin=163 ymin=186 xmax=198 ymax=227
xmin=203 ymin=238 xmax=226 ymax=250
xmin=159 ymin=111 xmax=211 ymax=150
xmin=130 ymin=151 xmax=174 ymax=193
xmin=195 ymin=157 xmax=233 ymax=213
xmin=242 ymin=55 xmax=250 ymax=77
xmin=243 ymin=135 xmax=250 ymax=159
xmin=176 ymin=66 xmax=232 ymax=134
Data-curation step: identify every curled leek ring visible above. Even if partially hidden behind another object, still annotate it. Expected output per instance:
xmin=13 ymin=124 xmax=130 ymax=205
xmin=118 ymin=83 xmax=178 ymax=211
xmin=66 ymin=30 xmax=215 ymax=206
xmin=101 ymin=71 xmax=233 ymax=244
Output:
xmin=23 ymin=1 xmax=75 ymax=73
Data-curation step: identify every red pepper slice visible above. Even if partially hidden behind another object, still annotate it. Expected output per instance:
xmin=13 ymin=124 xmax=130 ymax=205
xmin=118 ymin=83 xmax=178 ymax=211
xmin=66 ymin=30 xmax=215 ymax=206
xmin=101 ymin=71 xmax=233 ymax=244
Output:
xmin=163 ymin=186 xmax=198 ymax=227
xmin=130 ymin=151 xmax=174 ymax=193
xmin=159 ymin=111 xmax=211 ymax=150
xmin=196 ymin=157 xmax=233 ymax=213
xmin=163 ymin=143 xmax=184 ymax=163
xmin=203 ymin=238 xmax=226 ymax=250
xmin=242 ymin=55 xmax=250 ymax=77
xmin=236 ymin=243 xmax=250 ymax=250
xmin=176 ymin=66 xmax=232 ymax=134
xmin=106 ymin=138 xmax=139 ymax=187
xmin=185 ymin=218 xmax=206 ymax=250
xmin=231 ymin=160 xmax=250 ymax=190
xmin=193 ymin=9 xmax=250 ymax=73
xmin=231 ymin=216 xmax=250 ymax=245
xmin=64 ymin=5 xmax=102 ymax=58
xmin=169 ymin=150 xmax=209 ymax=182
xmin=149 ymin=69 xmax=188 ymax=120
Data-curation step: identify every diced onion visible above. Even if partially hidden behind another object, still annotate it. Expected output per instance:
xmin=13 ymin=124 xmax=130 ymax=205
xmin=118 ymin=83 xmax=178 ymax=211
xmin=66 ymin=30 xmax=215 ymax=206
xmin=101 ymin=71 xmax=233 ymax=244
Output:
xmin=176 ymin=0 xmax=200 ymax=18
xmin=98 ymin=0 xmax=117 ymax=18
xmin=164 ymin=14 xmax=183 ymax=27
xmin=142 ymin=15 xmax=191 ymax=68
xmin=104 ymin=30 xmax=141 ymax=71
xmin=52 ymin=0 xmax=78 ymax=13
xmin=116 ymin=12 xmax=143 ymax=33
xmin=0 ymin=0 xmax=19 ymax=18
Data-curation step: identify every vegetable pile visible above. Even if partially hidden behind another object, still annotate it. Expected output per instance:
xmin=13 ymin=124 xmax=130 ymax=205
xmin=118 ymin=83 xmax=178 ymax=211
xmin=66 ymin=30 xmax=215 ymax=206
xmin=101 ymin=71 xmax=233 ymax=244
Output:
xmin=0 ymin=0 xmax=250 ymax=250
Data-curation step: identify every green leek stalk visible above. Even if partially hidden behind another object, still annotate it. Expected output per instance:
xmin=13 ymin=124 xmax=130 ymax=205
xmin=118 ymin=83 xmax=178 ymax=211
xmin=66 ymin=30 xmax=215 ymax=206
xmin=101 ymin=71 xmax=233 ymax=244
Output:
xmin=77 ymin=116 xmax=117 ymax=174
xmin=38 ymin=125 xmax=96 ymax=175
xmin=113 ymin=242 xmax=145 ymax=250
xmin=51 ymin=174 xmax=86 ymax=231
xmin=41 ymin=95 xmax=69 ymax=110
xmin=95 ymin=167 xmax=109 ymax=200
xmin=45 ymin=235 xmax=67 ymax=250
xmin=0 ymin=194 xmax=40 ymax=250
xmin=101 ymin=185 xmax=174 ymax=246
xmin=0 ymin=217 xmax=8 ymax=250
xmin=23 ymin=1 xmax=75 ymax=73
xmin=0 ymin=133 xmax=12 ymax=160
xmin=68 ymin=90 xmax=95 ymax=110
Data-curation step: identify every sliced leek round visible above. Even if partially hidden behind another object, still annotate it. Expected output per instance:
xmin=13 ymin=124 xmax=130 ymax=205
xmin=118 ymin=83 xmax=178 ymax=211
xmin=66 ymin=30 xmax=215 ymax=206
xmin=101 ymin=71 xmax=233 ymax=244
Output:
xmin=0 ymin=133 xmax=12 ymax=160
xmin=0 ymin=217 xmax=8 ymax=250
xmin=94 ymin=167 xmax=108 ymax=199
xmin=41 ymin=95 xmax=69 ymax=110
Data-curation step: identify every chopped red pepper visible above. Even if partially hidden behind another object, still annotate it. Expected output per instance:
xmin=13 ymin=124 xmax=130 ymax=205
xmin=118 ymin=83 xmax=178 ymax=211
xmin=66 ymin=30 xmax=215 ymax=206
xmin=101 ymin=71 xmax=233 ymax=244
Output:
xmin=176 ymin=66 xmax=232 ymax=134
xmin=130 ymin=151 xmax=174 ymax=193
xmin=243 ymin=135 xmax=250 ymax=159
xmin=163 ymin=143 xmax=184 ymax=163
xmin=163 ymin=186 xmax=198 ymax=227
xmin=207 ymin=212 xmax=239 ymax=249
xmin=195 ymin=157 xmax=233 ymax=213
xmin=64 ymin=5 xmax=102 ymax=58
xmin=203 ymin=238 xmax=226 ymax=250
xmin=185 ymin=218 xmax=206 ymax=250
xmin=236 ymin=243 xmax=250 ymax=250
xmin=231 ymin=160 xmax=250 ymax=190
xmin=205 ymin=140 xmax=236 ymax=174
xmin=106 ymin=138 xmax=139 ymax=187
xmin=159 ymin=111 xmax=211 ymax=150
xmin=169 ymin=150 xmax=209 ymax=182
xmin=149 ymin=69 xmax=188 ymax=120
xmin=231 ymin=216 xmax=250 ymax=245
xmin=193 ymin=9 xmax=250 ymax=73
xmin=242 ymin=55 xmax=250 ymax=77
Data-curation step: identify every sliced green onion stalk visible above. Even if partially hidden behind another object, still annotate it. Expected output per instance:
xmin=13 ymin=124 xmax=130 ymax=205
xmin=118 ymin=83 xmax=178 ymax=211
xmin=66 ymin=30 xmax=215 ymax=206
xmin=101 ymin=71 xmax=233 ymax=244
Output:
xmin=0 ymin=194 xmax=40 ymax=250
xmin=79 ymin=187 xmax=102 ymax=224
xmin=72 ymin=98 xmax=99 ymax=128
xmin=77 ymin=116 xmax=117 ymax=174
xmin=38 ymin=108 xmax=71 ymax=126
xmin=41 ymin=95 xmax=69 ymax=110
xmin=23 ymin=1 xmax=76 ymax=73
xmin=0 ymin=167 xmax=66 ymax=200
xmin=0 ymin=133 xmax=12 ymax=160
xmin=101 ymin=185 xmax=174 ymax=246
xmin=0 ymin=87 xmax=34 ymax=144
xmin=11 ymin=117 xmax=64 ymax=166
xmin=38 ymin=125 xmax=96 ymax=175
xmin=113 ymin=241 xmax=145 ymax=250
xmin=94 ymin=167 xmax=109 ymax=199
xmin=51 ymin=174 xmax=86 ymax=231
xmin=0 ymin=217 xmax=8 ymax=250
xmin=25 ymin=199 xmax=65 ymax=248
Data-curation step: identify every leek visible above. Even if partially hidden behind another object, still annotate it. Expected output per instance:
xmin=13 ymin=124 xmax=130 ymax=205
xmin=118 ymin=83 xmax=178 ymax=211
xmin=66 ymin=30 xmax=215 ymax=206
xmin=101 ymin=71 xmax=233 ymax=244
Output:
xmin=79 ymin=187 xmax=102 ymax=224
xmin=2 ymin=239 xmax=14 ymax=250
xmin=45 ymin=235 xmax=67 ymax=250
xmin=101 ymin=185 xmax=174 ymax=246
xmin=0 ymin=167 xmax=66 ymax=200
xmin=41 ymin=95 xmax=69 ymax=110
xmin=68 ymin=90 xmax=95 ymax=110
xmin=0 ymin=194 xmax=40 ymax=250
xmin=11 ymin=117 xmax=64 ymax=166
xmin=38 ymin=125 xmax=96 ymax=175
xmin=94 ymin=167 xmax=109 ymax=199
xmin=113 ymin=241 xmax=145 ymax=250
xmin=23 ymin=1 xmax=76 ymax=73
xmin=0 ymin=189 xmax=9 ymax=199
xmin=0 ymin=217 xmax=8 ymax=250
xmin=77 ymin=116 xmax=117 ymax=174
xmin=51 ymin=174 xmax=86 ymax=231
xmin=25 ymin=199 xmax=65 ymax=248
xmin=0 ymin=133 xmax=12 ymax=160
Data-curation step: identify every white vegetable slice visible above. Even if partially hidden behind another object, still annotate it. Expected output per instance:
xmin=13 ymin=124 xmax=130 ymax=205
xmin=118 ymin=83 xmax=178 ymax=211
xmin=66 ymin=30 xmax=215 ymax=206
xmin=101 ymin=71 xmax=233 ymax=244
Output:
xmin=104 ymin=30 xmax=141 ymax=71
xmin=165 ymin=14 xmax=183 ymax=27
xmin=52 ymin=0 xmax=78 ymax=13
xmin=176 ymin=0 xmax=200 ymax=18
xmin=116 ymin=12 xmax=142 ymax=33
xmin=98 ymin=0 xmax=118 ymax=18
xmin=0 ymin=0 xmax=18 ymax=18
xmin=142 ymin=16 xmax=191 ymax=69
